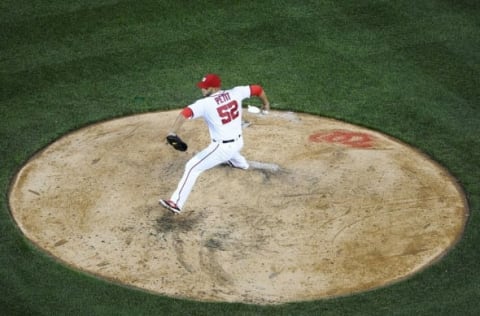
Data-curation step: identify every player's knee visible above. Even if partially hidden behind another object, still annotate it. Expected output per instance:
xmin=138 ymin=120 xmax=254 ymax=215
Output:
xmin=228 ymin=160 xmax=249 ymax=170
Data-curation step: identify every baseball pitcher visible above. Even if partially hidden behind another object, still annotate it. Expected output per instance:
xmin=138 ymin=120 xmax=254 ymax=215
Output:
xmin=160 ymin=73 xmax=270 ymax=214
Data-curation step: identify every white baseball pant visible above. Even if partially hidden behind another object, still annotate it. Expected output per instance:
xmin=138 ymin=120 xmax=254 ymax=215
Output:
xmin=170 ymin=136 xmax=248 ymax=210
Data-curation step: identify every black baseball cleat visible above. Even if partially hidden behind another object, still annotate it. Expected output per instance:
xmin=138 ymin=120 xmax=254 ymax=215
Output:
xmin=159 ymin=199 xmax=181 ymax=214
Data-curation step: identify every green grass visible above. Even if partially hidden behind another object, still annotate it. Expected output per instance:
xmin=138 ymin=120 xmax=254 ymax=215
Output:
xmin=1 ymin=0 xmax=479 ymax=315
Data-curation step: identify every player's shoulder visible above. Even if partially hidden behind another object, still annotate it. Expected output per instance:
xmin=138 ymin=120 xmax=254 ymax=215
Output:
xmin=192 ymin=95 xmax=213 ymax=105
xmin=229 ymin=85 xmax=251 ymax=95
xmin=230 ymin=84 xmax=250 ymax=90
xmin=189 ymin=96 xmax=210 ymax=112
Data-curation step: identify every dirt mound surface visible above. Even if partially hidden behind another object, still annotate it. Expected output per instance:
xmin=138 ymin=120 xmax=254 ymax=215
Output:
xmin=9 ymin=110 xmax=468 ymax=304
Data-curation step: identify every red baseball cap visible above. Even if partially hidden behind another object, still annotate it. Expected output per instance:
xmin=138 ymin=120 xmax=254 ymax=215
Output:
xmin=196 ymin=74 xmax=221 ymax=89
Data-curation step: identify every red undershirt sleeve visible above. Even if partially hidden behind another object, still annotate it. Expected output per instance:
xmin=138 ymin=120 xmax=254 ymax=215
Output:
xmin=181 ymin=107 xmax=193 ymax=119
xmin=250 ymin=85 xmax=263 ymax=97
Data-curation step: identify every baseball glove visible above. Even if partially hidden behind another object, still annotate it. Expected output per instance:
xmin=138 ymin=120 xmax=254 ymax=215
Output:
xmin=166 ymin=134 xmax=188 ymax=152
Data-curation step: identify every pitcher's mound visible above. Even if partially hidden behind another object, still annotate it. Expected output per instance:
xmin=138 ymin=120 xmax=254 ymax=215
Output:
xmin=9 ymin=110 xmax=468 ymax=304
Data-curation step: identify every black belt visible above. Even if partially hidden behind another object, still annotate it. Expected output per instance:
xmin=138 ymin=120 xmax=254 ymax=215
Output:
xmin=213 ymin=135 xmax=241 ymax=144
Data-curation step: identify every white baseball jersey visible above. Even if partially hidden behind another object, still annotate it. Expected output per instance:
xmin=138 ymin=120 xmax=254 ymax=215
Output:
xmin=188 ymin=86 xmax=251 ymax=141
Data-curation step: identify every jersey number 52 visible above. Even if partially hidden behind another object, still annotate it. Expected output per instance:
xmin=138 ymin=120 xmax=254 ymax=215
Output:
xmin=217 ymin=101 xmax=239 ymax=124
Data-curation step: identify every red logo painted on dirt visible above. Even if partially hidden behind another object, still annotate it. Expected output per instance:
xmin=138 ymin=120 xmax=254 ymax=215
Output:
xmin=309 ymin=130 xmax=375 ymax=148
